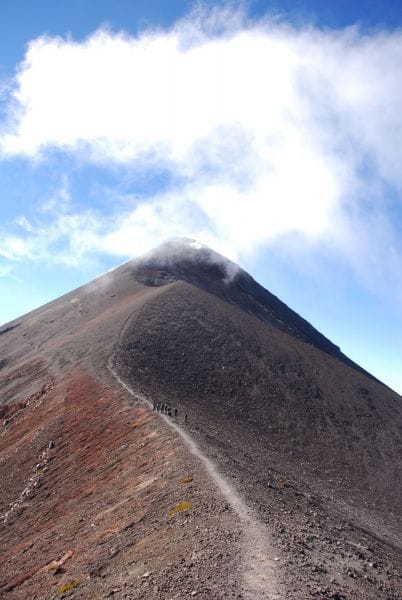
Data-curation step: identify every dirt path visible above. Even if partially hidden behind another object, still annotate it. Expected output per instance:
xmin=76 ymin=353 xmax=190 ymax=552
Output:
xmin=108 ymin=360 xmax=282 ymax=599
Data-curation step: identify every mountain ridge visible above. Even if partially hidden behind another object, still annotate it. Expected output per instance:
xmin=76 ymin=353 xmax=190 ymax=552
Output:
xmin=0 ymin=237 xmax=392 ymax=389
xmin=0 ymin=238 xmax=401 ymax=599
xmin=129 ymin=238 xmax=384 ymax=386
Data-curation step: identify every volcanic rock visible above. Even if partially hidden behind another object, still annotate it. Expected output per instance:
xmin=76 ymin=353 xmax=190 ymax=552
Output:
xmin=0 ymin=238 xmax=401 ymax=599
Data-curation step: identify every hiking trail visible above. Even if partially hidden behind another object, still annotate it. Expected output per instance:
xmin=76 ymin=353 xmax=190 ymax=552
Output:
xmin=108 ymin=359 xmax=282 ymax=599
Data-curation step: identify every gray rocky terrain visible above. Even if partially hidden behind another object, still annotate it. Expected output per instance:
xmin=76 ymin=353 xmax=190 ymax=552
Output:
xmin=0 ymin=238 xmax=401 ymax=599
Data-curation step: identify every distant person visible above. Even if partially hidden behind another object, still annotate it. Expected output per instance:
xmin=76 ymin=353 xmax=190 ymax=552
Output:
xmin=184 ymin=414 xmax=188 ymax=424
xmin=168 ymin=406 xmax=172 ymax=417
xmin=174 ymin=407 xmax=178 ymax=418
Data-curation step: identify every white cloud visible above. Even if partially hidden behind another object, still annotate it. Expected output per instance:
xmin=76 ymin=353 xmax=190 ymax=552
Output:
xmin=0 ymin=234 xmax=31 ymax=261
xmin=0 ymin=8 xmax=401 ymax=295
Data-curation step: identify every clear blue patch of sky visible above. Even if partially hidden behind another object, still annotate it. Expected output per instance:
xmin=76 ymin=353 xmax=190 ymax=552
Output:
xmin=249 ymin=0 xmax=402 ymax=29
xmin=0 ymin=158 xmax=64 ymax=222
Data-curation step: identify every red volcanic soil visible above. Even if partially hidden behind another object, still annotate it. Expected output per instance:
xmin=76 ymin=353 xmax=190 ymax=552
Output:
xmin=0 ymin=370 xmax=240 ymax=599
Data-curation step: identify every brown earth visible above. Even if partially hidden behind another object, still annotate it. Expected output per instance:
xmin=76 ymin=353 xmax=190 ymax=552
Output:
xmin=0 ymin=264 xmax=243 ymax=599
xmin=0 ymin=239 xmax=401 ymax=599
xmin=0 ymin=369 xmax=239 ymax=599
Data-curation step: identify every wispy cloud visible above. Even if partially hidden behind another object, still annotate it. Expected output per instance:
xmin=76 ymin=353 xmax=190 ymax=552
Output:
xmin=0 ymin=7 xmax=401 ymax=297
xmin=0 ymin=263 xmax=13 ymax=277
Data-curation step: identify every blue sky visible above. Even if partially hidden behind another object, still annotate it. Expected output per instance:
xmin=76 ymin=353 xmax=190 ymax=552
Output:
xmin=0 ymin=1 xmax=401 ymax=394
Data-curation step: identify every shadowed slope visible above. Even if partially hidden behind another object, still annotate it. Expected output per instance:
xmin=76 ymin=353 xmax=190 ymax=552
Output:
xmin=112 ymin=274 xmax=402 ymax=599
xmin=113 ymin=280 xmax=401 ymax=531
xmin=131 ymin=238 xmax=380 ymax=381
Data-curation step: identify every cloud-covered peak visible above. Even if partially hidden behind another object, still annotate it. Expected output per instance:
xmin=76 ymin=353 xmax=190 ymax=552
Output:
xmin=0 ymin=8 xmax=401 ymax=301
xmin=137 ymin=236 xmax=239 ymax=279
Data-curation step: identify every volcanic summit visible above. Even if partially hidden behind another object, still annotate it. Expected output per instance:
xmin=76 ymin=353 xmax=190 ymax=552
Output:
xmin=0 ymin=238 xmax=401 ymax=599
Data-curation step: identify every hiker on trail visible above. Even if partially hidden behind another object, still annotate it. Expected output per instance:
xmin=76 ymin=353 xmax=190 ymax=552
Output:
xmin=184 ymin=414 xmax=188 ymax=424
xmin=161 ymin=403 xmax=166 ymax=414
xmin=168 ymin=406 xmax=172 ymax=417
xmin=174 ymin=407 xmax=178 ymax=418
xmin=153 ymin=401 xmax=156 ymax=411
xmin=156 ymin=403 xmax=160 ymax=413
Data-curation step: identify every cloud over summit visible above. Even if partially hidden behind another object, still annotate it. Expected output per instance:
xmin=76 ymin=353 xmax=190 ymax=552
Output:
xmin=0 ymin=8 xmax=401 ymax=296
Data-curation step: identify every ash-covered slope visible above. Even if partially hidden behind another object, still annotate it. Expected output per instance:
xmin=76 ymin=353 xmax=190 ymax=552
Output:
xmin=1 ymin=238 xmax=401 ymax=599
xmin=116 ymin=241 xmax=402 ymax=523
xmin=113 ymin=274 xmax=401 ymax=527
xmin=113 ymin=241 xmax=402 ymax=597
xmin=131 ymin=239 xmax=380 ymax=381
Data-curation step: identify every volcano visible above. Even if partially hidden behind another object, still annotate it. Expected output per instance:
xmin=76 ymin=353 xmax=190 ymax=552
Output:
xmin=0 ymin=238 xmax=401 ymax=599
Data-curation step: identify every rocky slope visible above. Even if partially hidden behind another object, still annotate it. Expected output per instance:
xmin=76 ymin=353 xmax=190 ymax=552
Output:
xmin=1 ymin=238 xmax=401 ymax=599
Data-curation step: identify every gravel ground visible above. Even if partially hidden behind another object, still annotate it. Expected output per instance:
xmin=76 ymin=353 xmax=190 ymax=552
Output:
xmin=113 ymin=278 xmax=402 ymax=599
xmin=1 ymin=241 xmax=401 ymax=599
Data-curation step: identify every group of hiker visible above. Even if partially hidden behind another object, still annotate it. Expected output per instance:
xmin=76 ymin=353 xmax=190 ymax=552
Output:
xmin=153 ymin=402 xmax=178 ymax=418
xmin=152 ymin=401 xmax=188 ymax=423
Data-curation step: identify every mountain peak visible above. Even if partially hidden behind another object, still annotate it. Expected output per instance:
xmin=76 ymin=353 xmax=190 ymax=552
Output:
xmin=127 ymin=238 xmax=380 ymax=382
xmin=140 ymin=237 xmax=236 ymax=270
xmin=134 ymin=237 xmax=239 ymax=287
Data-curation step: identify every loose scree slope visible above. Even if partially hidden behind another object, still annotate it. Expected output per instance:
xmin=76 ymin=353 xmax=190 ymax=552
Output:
xmin=0 ymin=238 xmax=401 ymax=599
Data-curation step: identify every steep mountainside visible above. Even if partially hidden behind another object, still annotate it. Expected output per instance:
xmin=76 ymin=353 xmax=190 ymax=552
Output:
xmin=113 ymin=280 xmax=401 ymax=525
xmin=132 ymin=239 xmax=380 ymax=381
xmin=1 ymin=239 xmax=401 ymax=600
